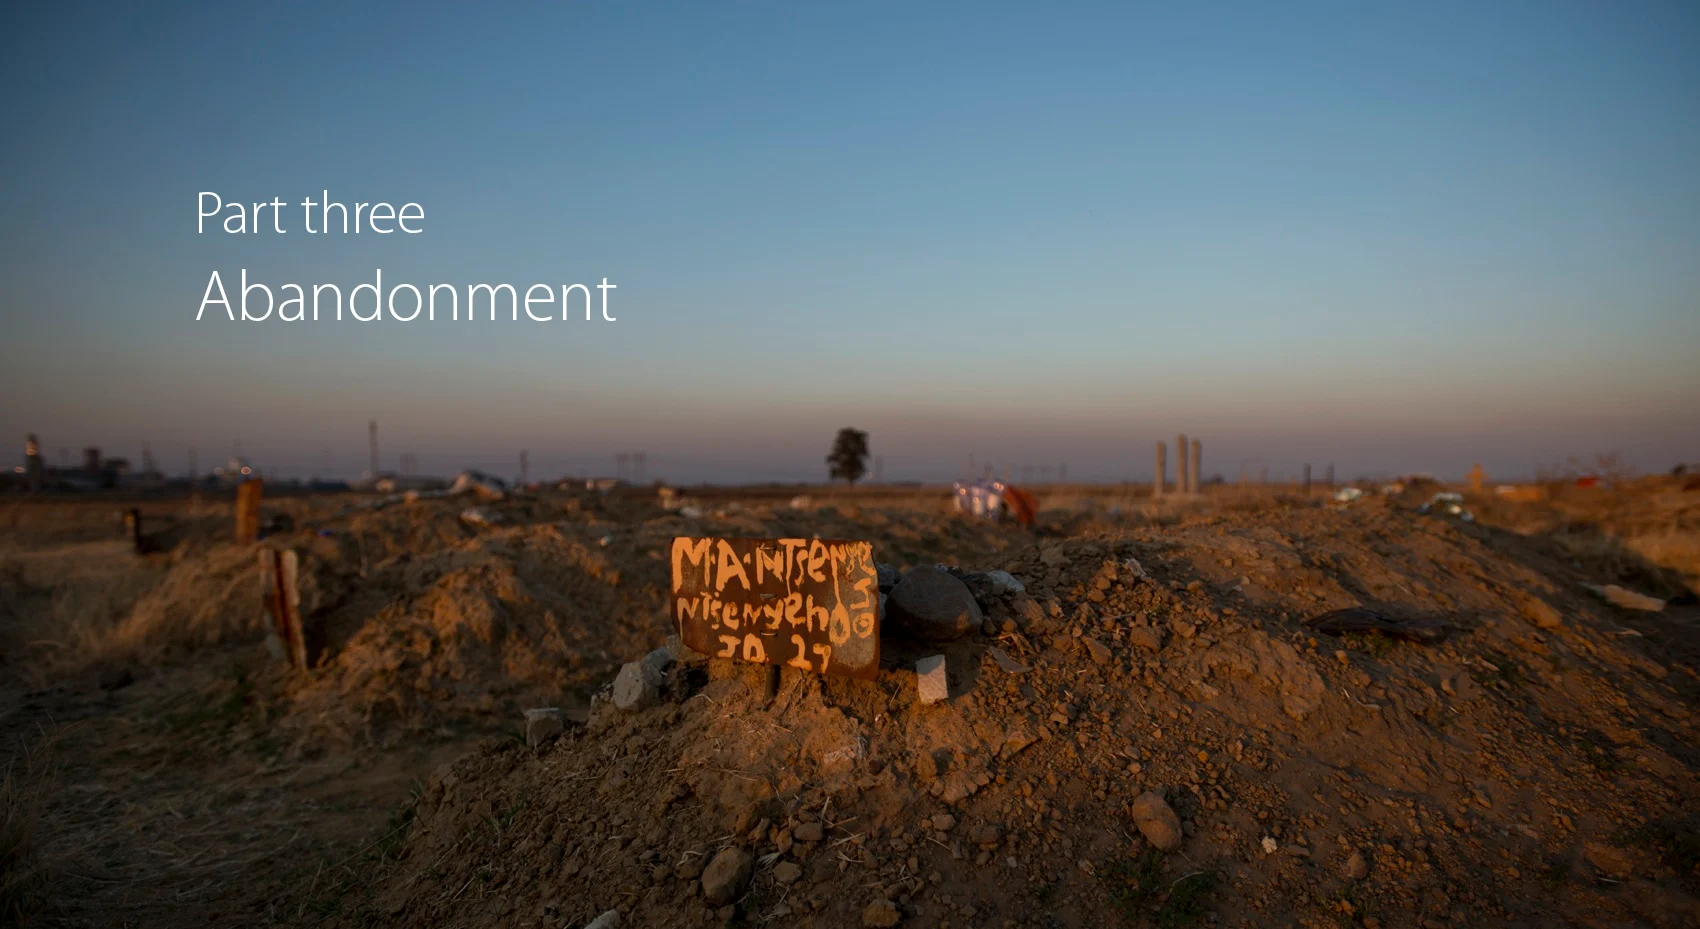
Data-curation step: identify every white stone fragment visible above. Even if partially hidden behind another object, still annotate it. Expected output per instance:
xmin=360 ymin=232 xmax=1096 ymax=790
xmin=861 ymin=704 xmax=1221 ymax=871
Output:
xmin=916 ymin=655 xmax=949 ymax=704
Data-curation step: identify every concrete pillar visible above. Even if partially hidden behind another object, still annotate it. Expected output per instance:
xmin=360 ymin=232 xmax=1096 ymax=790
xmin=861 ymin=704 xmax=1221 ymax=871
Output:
xmin=1153 ymin=441 xmax=1167 ymax=500
xmin=1176 ymin=433 xmax=1190 ymax=495
xmin=1189 ymin=438 xmax=1202 ymax=495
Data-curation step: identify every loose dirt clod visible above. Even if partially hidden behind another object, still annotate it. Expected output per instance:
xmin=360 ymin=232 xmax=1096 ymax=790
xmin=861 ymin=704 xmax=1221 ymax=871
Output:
xmin=1131 ymin=790 xmax=1184 ymax=850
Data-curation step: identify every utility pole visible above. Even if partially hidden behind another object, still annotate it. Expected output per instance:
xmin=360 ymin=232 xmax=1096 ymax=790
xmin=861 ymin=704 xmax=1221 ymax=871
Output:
xmin=519 ymin=450 xmax=529 ymax=485
xmin=368 ymin=420 xmax=379 ymax=480
xmin=1153 ymin=441 xmax=1167 ymax=500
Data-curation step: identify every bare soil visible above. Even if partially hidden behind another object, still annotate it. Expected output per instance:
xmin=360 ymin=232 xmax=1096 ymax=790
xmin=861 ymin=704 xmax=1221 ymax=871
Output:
xmin=2 ymin=479 xmax=1698 ymax=928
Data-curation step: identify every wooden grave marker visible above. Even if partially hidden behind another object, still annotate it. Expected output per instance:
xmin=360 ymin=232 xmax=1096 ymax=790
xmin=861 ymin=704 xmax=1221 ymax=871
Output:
xmin=670 ymin=536 xmax=880 ymax=679
xmin=234 ymin=479 xmax=264 ymax=544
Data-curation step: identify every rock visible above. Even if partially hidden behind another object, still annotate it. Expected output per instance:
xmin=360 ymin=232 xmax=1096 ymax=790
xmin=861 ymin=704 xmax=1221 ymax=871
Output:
xmin=664 ymin=634 xmax=709 ymax=665
xmin=862 ymin=899 xmax=901 ymax=927
xmin=1344 ymin=851 xmax=1369 ymax=880
xmin=1169 ymin=618 xmax=1196 ymax=639
xmin=962 ymin=569 xmax=1025 ymax=605
xmin=887 ymin=567 xmax=984 ymax=640
xmin=1082 ymin=636 xmax=1111 ymax=665
xmin=793 ymin=821 xmax=824 ymax=843
xmin=969 ymin=823 xmax=1001 ymax=847
xmin=700 ymin=847 xmax=754 ymax=906
xmin=961 ymin=572 xmax=1000 ymax=605
xmin=641 ymin=646 xmax=675 ymax=678
xmin=1011 ymin=595 xmax=1047 ymax=631
xmin=1039 ymin=547 xmax=1069 ymax=567
xmin=984 ymin=569 xmax=1024 ymax=594
xmin=524 ymin=707 xmax=563 ymax=747
xmin=1128 ymin=626 xmax=1163 ymax=651
xmin=931 ymin=813 xmax=957 ymax=832
xmin=1584 ymin=583 xmax=1666 ymax=612
xmin=1130 ymin=791 xmax=1183 ymax=850
xmin=773 ymin=861 xmax=803 ymax=885
xmin=986 ymin=646 xmax=1031 ymax=674
xmin=1517 ymin=595 xmax=1563 ymax=630
xmin=98 ymin=666 xmax=134 ymax=691
xmin=459 ymin=506 xmax=501 ymax=526
xmin=876 ymin=563 xmax=901 ymax=593
xmin=916 ymin=655 xmax=950 ymax=704
xmin=1584 ymin=841 xmax=1640 ymax=877
xmin=613 ymin=661 xmax=662 ymax=712
xmin=583 ymin=911 xmax=621 ymax=929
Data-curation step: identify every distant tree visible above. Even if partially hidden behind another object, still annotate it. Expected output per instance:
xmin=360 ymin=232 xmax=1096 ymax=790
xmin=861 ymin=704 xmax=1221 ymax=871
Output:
xmin=826 ymin=428 xmax=870 ymax=485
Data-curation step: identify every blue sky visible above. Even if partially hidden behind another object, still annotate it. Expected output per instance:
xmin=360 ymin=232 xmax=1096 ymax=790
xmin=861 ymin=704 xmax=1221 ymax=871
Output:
xmin=2 ymin=1 xmax=1696 ymax=483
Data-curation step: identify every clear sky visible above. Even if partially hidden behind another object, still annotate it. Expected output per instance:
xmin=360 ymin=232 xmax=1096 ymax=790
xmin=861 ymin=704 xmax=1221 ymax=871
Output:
xmin=2 ymin=1 xmax=1696 ymax=484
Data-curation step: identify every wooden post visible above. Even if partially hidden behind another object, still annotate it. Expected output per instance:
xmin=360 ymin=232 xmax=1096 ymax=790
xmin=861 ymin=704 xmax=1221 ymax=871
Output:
xmin=1468 ymin=463 xmax=1485 ymax=492
xmin=1176 ymin=433 xmax=1190 ymax=495
xmin=1153 ymin=441 xmax=1167 ymax=500
xmin=234 ymin=479 xmax=264 ymax=544
xmin=260 ymin=548 xmax=318 ymax=669
xmin=1189 ymin=438 xmax=1202 ymax=495
xmin=124 ymin=508 xmax=143 ymax=554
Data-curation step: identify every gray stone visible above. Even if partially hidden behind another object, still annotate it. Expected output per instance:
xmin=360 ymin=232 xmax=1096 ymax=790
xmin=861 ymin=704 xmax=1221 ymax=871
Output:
xmin=961 ymin=572 xmax=1001 ymax=606
xmin=641 ymin=646 xmax=675 ymax=677
xmin=665 ymin=633 xmax=710 ymax=664
xmin=984 ymin=569 xmax=1024 ymax=594
xmin=1130 ymin=791 xmax=1183 ymax=850
xmin=773 ymin=860 xmax=803 ymax=885
xmin=876 ymin=562 xmax=901 ymax=593
xmin=613 ymin=661 xmax=662 ymax=712
xmin=524 ymin=707 xmax=563 ymax=748
xmin=583 ymin=910 xmax=621 ymax=929
xmin=700 ymin=846 xmax=754 ymax=906
xmin=916 ymin=655 xmax=949 ymax=704
xmin=887 ymin=566 xmax=983 ymax=641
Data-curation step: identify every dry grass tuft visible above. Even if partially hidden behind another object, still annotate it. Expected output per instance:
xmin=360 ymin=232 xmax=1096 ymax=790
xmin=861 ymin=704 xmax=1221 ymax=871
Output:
xmin=1 ymin=753 xmax=50 ymax=927
xmin=0 ymin=542 xmax=261 ymax=684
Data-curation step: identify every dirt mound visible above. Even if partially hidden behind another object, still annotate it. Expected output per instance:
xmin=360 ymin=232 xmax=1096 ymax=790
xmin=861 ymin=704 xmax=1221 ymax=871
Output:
xmin=325 ymin=502 xmax=1700 ymax=928
xmin=257 ymin=493 xmax=1019 ymax=745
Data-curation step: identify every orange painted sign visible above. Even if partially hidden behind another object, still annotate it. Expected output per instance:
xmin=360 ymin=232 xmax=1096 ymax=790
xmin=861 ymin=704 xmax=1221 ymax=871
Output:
xmin=670 ymin=536 xmax=880 ymax=678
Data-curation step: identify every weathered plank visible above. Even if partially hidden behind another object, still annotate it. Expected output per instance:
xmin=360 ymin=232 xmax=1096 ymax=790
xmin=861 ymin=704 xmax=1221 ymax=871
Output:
xmin=670 ymin=536 xmax=879 ymax=679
